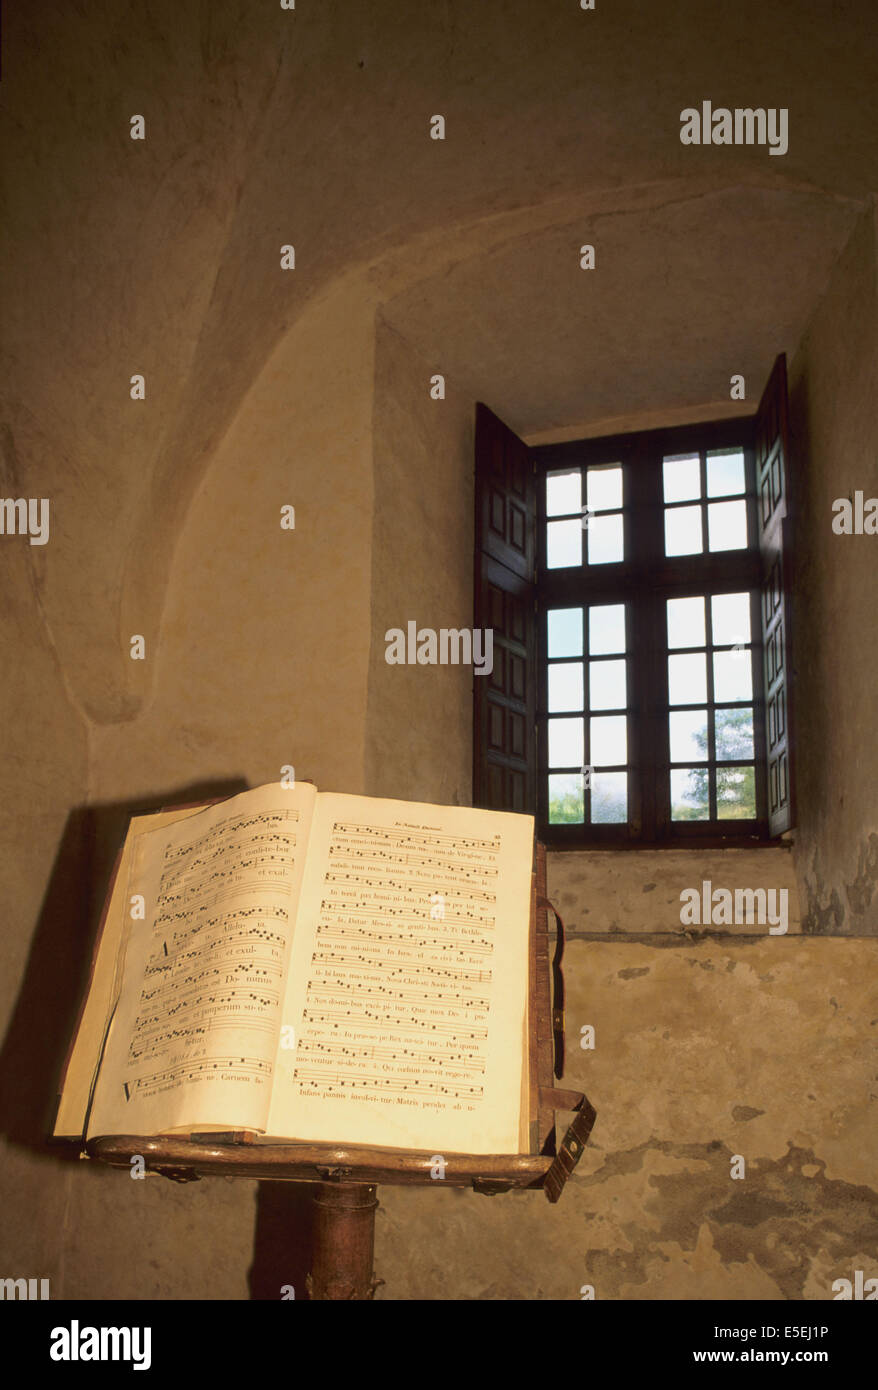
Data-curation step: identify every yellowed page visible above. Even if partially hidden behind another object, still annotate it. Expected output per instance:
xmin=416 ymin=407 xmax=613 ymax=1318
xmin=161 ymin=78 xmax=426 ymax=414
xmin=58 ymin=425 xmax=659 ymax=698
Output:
xmin=520 ymin=990 xmax=531 ymax=1154
xmin=266 ymin=793 xmax=534 ymax=1154
xmin=53 ymin=804 xmax=206 ymax=1138
xmin=87 ymin=782 xmax=317 ymax=1138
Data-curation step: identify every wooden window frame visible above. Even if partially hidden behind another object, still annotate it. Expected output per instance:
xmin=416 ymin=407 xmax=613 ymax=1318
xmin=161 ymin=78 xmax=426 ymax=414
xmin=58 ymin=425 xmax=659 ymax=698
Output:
xmin=533 ymin=417 xmax=771 ymax=849
xmin=472 ymin=356 xmax=794 ymax=847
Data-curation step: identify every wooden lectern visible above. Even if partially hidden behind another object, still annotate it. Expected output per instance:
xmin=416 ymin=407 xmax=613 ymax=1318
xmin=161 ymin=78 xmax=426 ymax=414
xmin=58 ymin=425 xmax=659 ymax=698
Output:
xmin=86 ymin=843 xmax=595 ymax=1298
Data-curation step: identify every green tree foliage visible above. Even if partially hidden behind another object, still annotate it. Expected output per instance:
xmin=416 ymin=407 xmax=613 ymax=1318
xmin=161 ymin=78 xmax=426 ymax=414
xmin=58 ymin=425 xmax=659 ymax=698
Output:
xmin=674 ymin=707 xmax=755 ymax=820
xmin=549 ymin=780 xmax=626 ymax=824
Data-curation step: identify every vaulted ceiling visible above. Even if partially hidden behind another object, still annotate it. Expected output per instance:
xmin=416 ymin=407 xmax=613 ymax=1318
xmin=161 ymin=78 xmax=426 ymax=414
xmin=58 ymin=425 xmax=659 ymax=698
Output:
xmin=381 ymin=181 xmax=864 ymax=440
xmin=2 ymin=0 xmax=875 ymax=723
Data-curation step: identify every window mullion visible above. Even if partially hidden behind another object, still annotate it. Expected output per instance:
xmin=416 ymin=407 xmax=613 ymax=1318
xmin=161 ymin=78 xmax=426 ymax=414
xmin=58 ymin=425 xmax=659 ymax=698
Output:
xmin=631 ymin=436 xmax=664 ymax=841
xmin=705 ymin=589 xmax=717 ymax=820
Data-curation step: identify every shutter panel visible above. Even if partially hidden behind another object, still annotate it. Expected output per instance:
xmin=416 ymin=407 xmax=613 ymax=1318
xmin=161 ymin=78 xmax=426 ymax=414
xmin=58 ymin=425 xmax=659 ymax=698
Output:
xmin=473 ymin=403 xmax=537 ymax=812
xmin=754 ymin=354 xmax=796 ymax=835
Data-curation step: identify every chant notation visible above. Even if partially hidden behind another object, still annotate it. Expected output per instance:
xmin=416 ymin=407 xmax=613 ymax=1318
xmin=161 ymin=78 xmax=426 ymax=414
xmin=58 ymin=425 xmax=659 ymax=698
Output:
xmin=307 ymin=982 xmax=490 ymax=1009
xmin=328 ymin=845 xmax=498 ymax=876
xmin=161 ymin=831 xmax=296 ymax=875
xmin=293 ymin=1069 xmax=484 ymax=1100
xmin=115 ymin=805 xmax=304 ymax=1117
xmin=297 ymin=1039 xmax=486 ymax=1072
xmin=154 ymin=907 xmax=288 ymax=945
xmin=139 ymin=958 xmax=280 ymax=1003
xmin=302 ymin=1006 xmax=489 ymax=1040
xmin=135 ymin=986 xmax=279 ymax=1027
xmin=156 ymin=881 xmax=290 ymax=915
xmin=323 ymin=870 xmax=496 ymax=901
xmin=278 ymin=816 xmax=504 ymax=1115
xmin=331 ymin=822 xmax=500 ymax=854
xmin=127 ymin=1015 xmax=273 ymax=1062
xmin=159 ymin=854 xmax=291 ymax=903
xmin=123 ymin=1055 xmax=272 ymax=1099
xmin=152 ymin=900 xmax=286 ymax=934
xmin=310 ymin=948 xmax=492 ymax=984
xmin=144 ymin=928 xmax=286 ymax=975
xmin=163 ymin=810 xmax=300 ymax=864
xmin=316 ymin=924 xmax=493 ymax=955
xmin=320 ymin=899 xmax=492 ymax=927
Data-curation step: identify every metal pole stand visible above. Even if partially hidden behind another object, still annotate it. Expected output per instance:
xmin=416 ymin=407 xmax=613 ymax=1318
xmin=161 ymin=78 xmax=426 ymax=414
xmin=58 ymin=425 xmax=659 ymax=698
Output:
xmin=306 ymin=1182 xmax=383 ymax=1300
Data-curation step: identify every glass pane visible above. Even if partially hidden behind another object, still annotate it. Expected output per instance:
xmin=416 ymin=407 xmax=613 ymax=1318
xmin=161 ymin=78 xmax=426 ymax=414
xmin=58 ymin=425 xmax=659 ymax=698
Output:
xmin=665 ymin=505 xmax=703 ymax=556
xmin=667 ymin=595 xmax=705 ymax=649
xmin=548 ymin=663 xmax=584 ymax=712
xmin=589 ymin=659 xmax=627 ymax=710
xmin=707 ymin=499 xmax=748 ymax=551
xmin=716 ymin=766 xmax=756 ymax=819
xmin=707 ymin=448 xmax=745 ymax=497
xmin=587 ymin=512 xmax=624 ymax=565
xmin=663 ymin=453 xmax=701 ymax=502
xmin=548 ymin=607 xmax=583 ymax=658
xmin=668 ymin=652 xmax=707 ymax=705
xmin=547 ymin=519 xmax=582 ymax=568
xmin=548 ymin=773 xmax=584 ymax=824
xmin=590 ymin=715 xmax=627 ymax=767
xmin=588 ymin=603 xmax=626 ymax=655
xmin=713 ymin=650 xmax=752 ymax=702
xmin=586 ymin=465 xmax=623 ymax=512
xmin=715 ymin=708 xmax=754 ymax=761
xmin=590 ymin=772 xmax=627 ymax=824
xmin=671 ymin=767 xmax=710 ymax=821
xmin=711 ymin=592 xmax=751 ymax=647
xmin=669 ymin=709 xmax=708 ymax=762
xmin=548 ymin=717 xmax=584 ymax=768
xmin=546 ymin=469 xmax=581 ymax=517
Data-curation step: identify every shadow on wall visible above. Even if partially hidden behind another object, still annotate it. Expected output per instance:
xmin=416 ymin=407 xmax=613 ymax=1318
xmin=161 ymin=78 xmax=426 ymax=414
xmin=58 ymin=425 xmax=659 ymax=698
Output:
xmin=786 ymin=366 xmax=830 ymax=933
xmin=0 ymin=778 xmax=248 ymax=1158
xmin=248 ymin=1182 xmax=314 ymax=1300
xmin=788 ymin=334 xmax=878 ymax=934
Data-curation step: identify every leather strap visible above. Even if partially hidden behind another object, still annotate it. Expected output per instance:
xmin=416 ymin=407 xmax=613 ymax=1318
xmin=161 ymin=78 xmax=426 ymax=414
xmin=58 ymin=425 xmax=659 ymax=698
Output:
xmin=535 ymin=893 xmax=597 ymax=1201
xmin=540 ymin=1089 xmax=597 ymax=1204
xmin=537 ymin=895 xmax=566 ymax=1079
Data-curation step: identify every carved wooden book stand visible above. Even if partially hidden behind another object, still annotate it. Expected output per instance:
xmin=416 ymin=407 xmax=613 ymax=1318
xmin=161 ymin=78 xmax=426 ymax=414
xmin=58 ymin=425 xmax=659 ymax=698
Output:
xmin=87 ymin=843 xmax=595 ymax=1298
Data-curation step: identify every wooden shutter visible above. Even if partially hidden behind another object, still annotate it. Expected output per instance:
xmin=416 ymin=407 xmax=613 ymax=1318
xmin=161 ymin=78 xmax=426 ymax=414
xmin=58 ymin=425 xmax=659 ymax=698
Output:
xmin=473 ymin=403 xmax=537 ymax=812
xmin=754 ymin=354 xmax=795 ymax=835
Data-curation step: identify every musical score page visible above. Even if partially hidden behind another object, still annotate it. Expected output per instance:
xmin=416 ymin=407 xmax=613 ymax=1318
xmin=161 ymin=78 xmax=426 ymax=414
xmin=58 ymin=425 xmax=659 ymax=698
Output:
xmin=88 ymin=782 xmax=317 ymax=1137
xmin=267 ymin=793 xmax=534 ymax=1154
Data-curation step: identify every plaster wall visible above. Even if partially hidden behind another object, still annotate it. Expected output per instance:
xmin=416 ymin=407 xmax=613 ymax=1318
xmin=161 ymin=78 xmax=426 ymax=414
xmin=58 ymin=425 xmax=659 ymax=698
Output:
xmin=377 ymin=937 xmax=878 ymax=1300
xmin=788 ymin=203 xmax=878 ymax=934
xmin=355 ymin=236 xmax=876 ymax=1303
xmin=365 ymin=318 xmax=475 ymax=806
xmin=89 ymin=278 xmax=376 ymax=804
xmin=3 ymin=0 xmax=875 ymax=748
xmin=548 ymin=849 xmax=801 ymax=937
xmin=1 ymin=0 xmax=876 ymax=1303
xmin=0 ymin=489 xmax=91 ymax=1286
xmin=0 ymin=276 xmax=378 ymax=1303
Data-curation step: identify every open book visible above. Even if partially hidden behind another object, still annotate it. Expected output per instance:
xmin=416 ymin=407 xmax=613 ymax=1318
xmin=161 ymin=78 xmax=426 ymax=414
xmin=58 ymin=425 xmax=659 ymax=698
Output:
xmin=55 ymin=783 xmax=535 ymax=1156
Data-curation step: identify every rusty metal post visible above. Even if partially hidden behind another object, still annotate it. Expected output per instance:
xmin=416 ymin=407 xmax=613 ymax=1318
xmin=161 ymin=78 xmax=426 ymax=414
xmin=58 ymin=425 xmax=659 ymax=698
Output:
xmin=306 ymin=1182 xmax=381 ymax=1300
